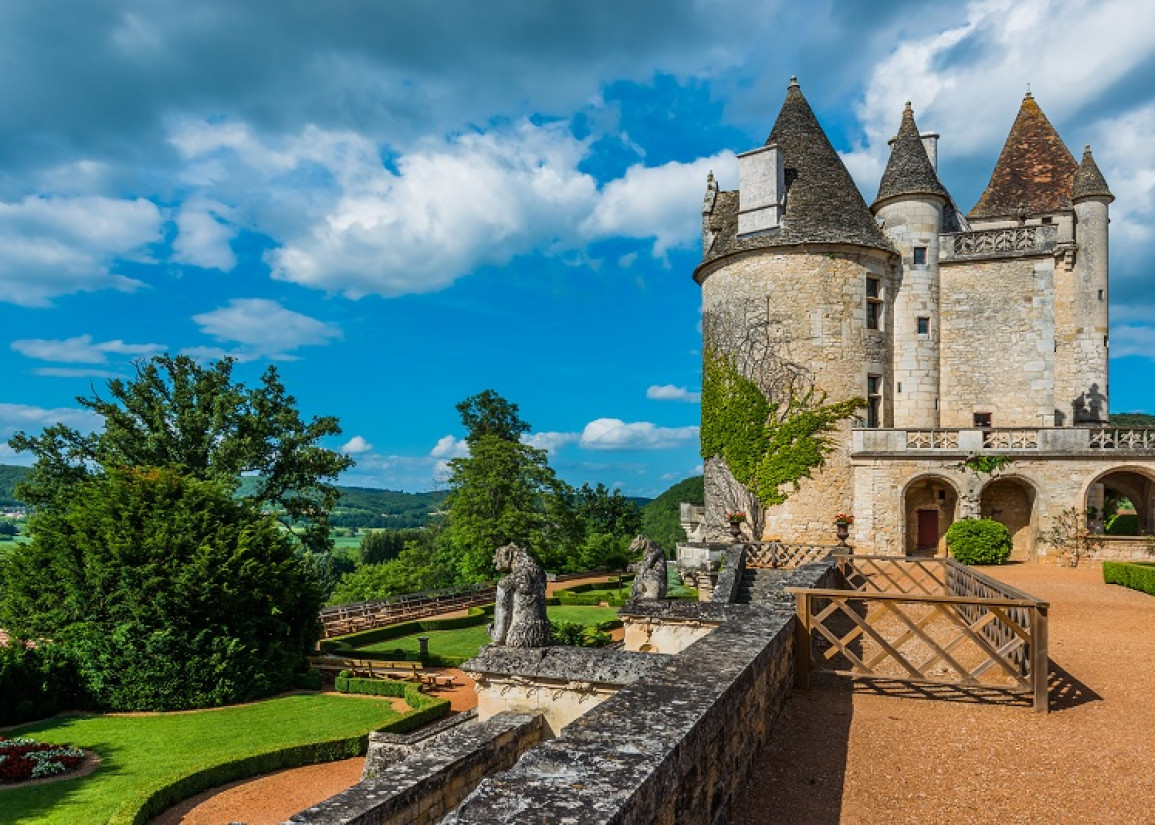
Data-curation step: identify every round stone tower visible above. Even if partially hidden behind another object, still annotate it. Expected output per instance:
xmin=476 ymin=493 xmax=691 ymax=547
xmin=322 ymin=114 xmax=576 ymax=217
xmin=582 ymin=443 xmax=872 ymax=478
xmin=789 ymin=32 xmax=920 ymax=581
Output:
xmin=1071 ymin=145 xmax=1113 ymax=422
xmin=871 ymin=103 xmax=950 ymax=429
xmin=694 ymin=79 xmax=898 ymax=544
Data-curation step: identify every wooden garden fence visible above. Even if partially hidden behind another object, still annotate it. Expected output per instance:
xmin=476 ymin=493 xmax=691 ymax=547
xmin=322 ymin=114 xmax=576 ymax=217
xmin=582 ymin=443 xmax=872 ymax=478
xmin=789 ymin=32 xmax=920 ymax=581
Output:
xmin=319 ymin=583 xmax=497 ymax=638
xmin=786 ymin=555 xmax=1050 ymax=712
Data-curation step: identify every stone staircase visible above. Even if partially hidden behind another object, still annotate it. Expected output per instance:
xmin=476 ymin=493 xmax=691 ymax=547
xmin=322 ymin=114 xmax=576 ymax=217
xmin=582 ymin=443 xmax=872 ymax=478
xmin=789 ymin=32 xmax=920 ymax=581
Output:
xmin=734 ymin=568 xmax=782 ymax=604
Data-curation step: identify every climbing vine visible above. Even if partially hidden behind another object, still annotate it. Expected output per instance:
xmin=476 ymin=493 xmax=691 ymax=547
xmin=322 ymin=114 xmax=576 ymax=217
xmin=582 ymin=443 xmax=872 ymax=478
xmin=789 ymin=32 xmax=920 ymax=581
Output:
xmin=957 ymin=453 xmax=1013 ymax=476
xmin=701 ymin=349 xmax=864 ymax=507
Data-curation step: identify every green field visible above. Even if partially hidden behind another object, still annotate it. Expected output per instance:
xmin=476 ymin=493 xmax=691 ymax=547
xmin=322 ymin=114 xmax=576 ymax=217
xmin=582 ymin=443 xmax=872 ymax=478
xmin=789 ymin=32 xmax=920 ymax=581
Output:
xmin=0 ymin=694 xmax=407 ymax=825
xmin=359 ymin=604 xmax=620 ymax=661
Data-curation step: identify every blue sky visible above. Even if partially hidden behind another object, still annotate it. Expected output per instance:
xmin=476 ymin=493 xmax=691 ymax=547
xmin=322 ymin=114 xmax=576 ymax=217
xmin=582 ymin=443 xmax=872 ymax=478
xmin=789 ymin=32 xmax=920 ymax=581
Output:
xmin=2 ymin=0 xmax=1155 ymax=496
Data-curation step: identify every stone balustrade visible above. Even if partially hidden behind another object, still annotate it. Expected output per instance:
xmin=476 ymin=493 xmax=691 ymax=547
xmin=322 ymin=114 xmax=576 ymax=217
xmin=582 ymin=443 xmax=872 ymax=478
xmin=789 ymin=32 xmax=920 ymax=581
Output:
xmin=940 ymin=224 xmax=1058 ymax=262
xmin=852 ymin=427 xmax=1155 ymax=456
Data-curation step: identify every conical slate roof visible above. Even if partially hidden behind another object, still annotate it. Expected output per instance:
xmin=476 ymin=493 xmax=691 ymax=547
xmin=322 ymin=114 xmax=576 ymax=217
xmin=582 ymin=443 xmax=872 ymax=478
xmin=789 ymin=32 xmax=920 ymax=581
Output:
xmin=699 ymin=79 xmax=894 ymax=267
xmin=1072 ymin=145 xmax=1114 ymax=202
xmin=873 ymin=102 xmax=949 ymax=208
xmin=968 ymin=92 xmax=1077 ymax=220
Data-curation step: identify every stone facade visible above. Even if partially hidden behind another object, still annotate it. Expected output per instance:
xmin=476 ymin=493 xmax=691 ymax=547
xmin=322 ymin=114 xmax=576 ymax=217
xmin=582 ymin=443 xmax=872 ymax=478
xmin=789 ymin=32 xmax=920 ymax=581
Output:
xmin=695 ymin=82 xmax=1155 ymax=556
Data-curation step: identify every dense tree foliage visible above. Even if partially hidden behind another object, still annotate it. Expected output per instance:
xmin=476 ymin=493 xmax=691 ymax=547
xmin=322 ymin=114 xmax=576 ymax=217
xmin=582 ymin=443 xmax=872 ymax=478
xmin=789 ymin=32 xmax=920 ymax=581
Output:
xmin=327 ymin=540 xmax=454 ymax=605
xmin=360 ymin=528 xmax=431 ymax=564
xmin=441 ymin=391 xmax=582 ymax=581
xmin=9 ymin=355 xmax=353 ymax=549
xmin=641 ymin=476 xmax=704 ymax=552
xmin=0 ymin=469 xmax=321 ymax=710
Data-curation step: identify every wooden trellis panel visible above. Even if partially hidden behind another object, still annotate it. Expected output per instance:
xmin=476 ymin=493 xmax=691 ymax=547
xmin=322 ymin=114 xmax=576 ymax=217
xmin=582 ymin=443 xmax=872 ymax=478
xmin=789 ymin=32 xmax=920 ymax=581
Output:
xmin=745 ymin=542 xmax=838 ymax=570
xmin=787 ymin=557 xmax=1049 ymax=712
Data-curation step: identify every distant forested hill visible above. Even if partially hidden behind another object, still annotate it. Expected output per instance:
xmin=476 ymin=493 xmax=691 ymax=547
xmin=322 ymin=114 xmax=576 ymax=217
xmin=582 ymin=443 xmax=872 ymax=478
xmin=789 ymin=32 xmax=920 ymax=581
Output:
xmin=0 ymin=464 xmax=29 ymax=507
xmin=1111 ymin=413 xmax=1155 ymax=426
xmin=642 ymin=475 xmax=704 ymax=551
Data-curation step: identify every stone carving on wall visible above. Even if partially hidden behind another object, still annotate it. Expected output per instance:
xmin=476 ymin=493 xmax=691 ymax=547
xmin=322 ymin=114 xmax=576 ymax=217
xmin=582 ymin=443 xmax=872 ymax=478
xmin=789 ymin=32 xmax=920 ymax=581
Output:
xmin=489 ymin=543 xmax=551 ymax=648
xmin=630 ymin=536 xmax=668 ymax=600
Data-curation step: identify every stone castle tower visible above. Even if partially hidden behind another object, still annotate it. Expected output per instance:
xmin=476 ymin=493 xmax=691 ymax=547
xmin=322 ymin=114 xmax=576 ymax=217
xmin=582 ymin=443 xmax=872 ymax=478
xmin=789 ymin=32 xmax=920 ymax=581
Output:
xmin=696 ymin=79 xmax=1152 ymax=560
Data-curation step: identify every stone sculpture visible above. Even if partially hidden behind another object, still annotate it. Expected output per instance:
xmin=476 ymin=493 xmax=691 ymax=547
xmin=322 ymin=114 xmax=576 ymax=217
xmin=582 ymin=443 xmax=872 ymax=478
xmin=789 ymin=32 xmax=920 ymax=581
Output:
xmin=489 ymin=543 xmax=551 ymax=648
xmin=629 ymin=535 xmax=668 ymax=600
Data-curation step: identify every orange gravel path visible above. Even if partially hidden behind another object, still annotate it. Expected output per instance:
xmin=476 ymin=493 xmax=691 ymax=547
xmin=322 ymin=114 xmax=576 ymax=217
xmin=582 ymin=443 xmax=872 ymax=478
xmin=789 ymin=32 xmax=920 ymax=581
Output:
xmin=152 ymin=671 xmax=477 ymax=824
xmin=734 ymin=562 xmax=1155 ymax=825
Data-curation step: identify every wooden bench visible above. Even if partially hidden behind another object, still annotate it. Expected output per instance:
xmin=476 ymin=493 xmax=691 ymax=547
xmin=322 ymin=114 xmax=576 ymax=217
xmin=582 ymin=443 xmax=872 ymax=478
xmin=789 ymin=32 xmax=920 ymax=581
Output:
xmin=308 ymin=656 xmax=426 ymax=682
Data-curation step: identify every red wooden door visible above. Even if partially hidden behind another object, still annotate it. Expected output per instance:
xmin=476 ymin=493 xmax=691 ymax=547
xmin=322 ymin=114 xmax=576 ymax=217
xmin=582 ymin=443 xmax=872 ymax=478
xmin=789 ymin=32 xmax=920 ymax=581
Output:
xmin=917 ymin=510 xmax=939 ymax=550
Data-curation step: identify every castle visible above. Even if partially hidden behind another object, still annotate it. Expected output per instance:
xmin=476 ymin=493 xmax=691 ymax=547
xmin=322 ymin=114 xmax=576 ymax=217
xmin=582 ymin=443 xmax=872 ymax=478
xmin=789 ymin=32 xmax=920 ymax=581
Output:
xmin=696 ymin=78 xmax=1155 ymax=560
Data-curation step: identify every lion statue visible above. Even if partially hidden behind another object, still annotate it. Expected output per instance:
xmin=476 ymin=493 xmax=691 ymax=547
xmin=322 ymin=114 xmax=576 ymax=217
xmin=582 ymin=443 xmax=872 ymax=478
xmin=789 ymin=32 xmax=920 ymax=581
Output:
xmin=629 ymin=535 xmax=668 ymax=600
xmin=488 ymin=543 xmax=551 ymax=648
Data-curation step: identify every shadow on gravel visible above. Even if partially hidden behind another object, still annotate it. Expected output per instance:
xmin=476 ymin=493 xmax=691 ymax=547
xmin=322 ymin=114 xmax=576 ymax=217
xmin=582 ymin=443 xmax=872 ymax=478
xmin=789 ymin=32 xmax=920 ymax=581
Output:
xmin=1048 ymin=660 xmax=1102 ymax=711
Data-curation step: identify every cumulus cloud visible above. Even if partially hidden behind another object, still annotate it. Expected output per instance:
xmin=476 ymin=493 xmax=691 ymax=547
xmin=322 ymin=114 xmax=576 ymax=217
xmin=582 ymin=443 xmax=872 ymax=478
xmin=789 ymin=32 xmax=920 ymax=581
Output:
xmin=172 ymin=198 xmax=237 ymax=270
xmin=521 ymin=431 xmax=580 ymax=453
xmin=190 ymin=298 xmax=340 ymax=360
xmin=341 ymin=435 xmax=374 ymax=455
xmin=33 ymin=367 xmax=123 ymax=379
xmin=579 ymin=418 xmax=699 ymax=450
xmin=0 ymin=402 xmax=101 ymax=441
xmin=430 ymin=435 xmax=470 ymax=460
xmin=0 ymin=195 xmax=161 ymax=306
xmin=11 ymin=334 xmax=164 ymax=364
xmin=646 ymin=384 xmax=701 ymax=403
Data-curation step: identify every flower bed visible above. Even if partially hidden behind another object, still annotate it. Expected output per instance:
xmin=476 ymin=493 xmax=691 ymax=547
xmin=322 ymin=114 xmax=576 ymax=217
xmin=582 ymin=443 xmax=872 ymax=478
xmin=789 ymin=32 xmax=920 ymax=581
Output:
xmin=0 ymin=737 xmax=85 ymax=783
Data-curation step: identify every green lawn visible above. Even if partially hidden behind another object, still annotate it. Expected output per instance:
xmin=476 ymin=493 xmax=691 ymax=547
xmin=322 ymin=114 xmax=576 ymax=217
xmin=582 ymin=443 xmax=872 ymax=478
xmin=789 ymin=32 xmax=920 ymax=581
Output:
xmin=359 ymin=605 xmax=620 ymax=660
xmin=0 ymin=694 xmax=405 ymax=825
xmin=330 ymin=535 xmax=362 ymax=551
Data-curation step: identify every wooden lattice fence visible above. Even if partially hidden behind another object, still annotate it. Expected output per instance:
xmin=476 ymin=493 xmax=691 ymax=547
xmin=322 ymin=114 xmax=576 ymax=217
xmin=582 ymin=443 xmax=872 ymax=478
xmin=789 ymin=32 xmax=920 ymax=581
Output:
xmin=787 ymin=556 xmax=1050 ymax=712
xmin=319 ymin=583 xmax=497 ymax=638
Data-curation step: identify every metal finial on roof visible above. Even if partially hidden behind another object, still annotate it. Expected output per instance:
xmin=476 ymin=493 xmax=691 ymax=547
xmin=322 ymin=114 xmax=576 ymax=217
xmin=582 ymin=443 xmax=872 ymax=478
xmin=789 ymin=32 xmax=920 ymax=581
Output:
xmin=1084 ymin=144 xmax=1092 ymax=154
xmin=905 ymin=101 xmax=913 ymax=111
xmin=1025 ymin=82 xmax=1033 ymax=99
xmin=788 ymin=76 xmax=799 ymax=88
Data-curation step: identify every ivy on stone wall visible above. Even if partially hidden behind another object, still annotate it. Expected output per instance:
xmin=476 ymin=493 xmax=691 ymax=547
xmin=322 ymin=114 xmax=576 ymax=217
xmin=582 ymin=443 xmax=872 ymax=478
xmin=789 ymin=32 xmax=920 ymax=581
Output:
xmin=701 ymin=349 xmax=864 ymax=506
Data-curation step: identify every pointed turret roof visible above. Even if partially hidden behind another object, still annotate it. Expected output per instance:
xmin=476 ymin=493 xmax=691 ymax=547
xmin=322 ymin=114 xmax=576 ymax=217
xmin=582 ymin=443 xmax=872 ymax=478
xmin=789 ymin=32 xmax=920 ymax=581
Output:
xmin=968 ymin=91 xmax=1078 ymax=220
xmin=699 ymin=79 xmax=894 ymax=266
xmin=873 ymin=102 xmax=949 ymax=208
xmin=1072 ymin=144 xmax=1114 ymax=202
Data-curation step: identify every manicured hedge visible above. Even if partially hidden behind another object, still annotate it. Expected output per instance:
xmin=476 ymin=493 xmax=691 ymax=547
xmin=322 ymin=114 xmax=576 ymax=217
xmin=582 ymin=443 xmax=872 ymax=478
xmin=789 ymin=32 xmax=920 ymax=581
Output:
xmin=1103 ymin=561 xmax=1155 ymax=596
xmin=320 ymin=605 xmax=492 ymax=653
xmin=333 ymin=676 xmax=450 ymax=734
xmin=945 ymin=518 xmax=1012 ymax=565
xmin=0 ymin=642 xmax=90 ymax=726
xmin=118 ymin=688 xmax=450 ymax=825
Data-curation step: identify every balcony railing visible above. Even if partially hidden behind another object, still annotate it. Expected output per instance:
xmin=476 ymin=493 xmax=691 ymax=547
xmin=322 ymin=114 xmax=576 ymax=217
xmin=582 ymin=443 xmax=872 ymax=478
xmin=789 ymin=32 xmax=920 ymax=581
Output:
xmin=852 ymin=427 xmax=1155 ymax=455
xmin=940 ymin=224 xmax=1058 ymax=262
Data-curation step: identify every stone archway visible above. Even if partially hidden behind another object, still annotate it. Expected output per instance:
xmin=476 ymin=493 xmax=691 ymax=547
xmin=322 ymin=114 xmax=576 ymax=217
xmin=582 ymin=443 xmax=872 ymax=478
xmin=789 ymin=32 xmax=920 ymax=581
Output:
xmin=1084 ymin=468 xmax=1155 ymax=535
xmin=980 ymin=477 xmax=1037 ymax=561
xmin=903 ymin=476 xmax=959 ymax=557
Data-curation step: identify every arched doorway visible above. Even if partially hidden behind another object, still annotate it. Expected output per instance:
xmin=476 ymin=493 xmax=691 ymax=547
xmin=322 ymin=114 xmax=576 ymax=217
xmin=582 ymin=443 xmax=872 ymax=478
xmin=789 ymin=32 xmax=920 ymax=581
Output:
xmin=903 ymin=476 xmax=958 ymax=556
xmin=1084 ymin=468 xmax=1155 ymax=535
xmin=980 ymin=478 xmax=1036 ymax=561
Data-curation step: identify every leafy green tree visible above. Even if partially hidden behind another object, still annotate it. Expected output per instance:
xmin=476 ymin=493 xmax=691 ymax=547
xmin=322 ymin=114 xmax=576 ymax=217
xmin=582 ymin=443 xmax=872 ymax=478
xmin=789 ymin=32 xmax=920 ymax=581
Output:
xmin=328 ymin=540 xmax=454 ymax=605
xmin=9 ymin=354 xmax=354 ymax=550
xmin=0 ymin=469 xmax=321 ymax=710
xmin=0 ymin=519 xmax=16 ymax=538
xmin=360 ymin=528 xmax=431 ymax=565
xmin=574 ymin=483 xmax=642 ymax=537
xmin=642 ymin=476 xmax=704 ymax=552
xmin=441 ymin=390 xmax=581 ymax=580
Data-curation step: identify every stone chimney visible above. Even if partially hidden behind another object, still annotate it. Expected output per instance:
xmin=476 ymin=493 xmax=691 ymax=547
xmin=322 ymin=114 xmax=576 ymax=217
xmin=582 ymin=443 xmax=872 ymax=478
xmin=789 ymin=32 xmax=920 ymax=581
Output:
xmin=736 ymin=142 xmax=785 ymax=236
xmin=920 ymin=132 xmax=940 ymax=171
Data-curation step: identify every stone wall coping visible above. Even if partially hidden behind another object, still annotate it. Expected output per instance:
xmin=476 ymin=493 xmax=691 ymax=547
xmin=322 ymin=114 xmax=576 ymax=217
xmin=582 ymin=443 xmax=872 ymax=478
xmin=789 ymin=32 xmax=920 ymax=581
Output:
xmin=286 ymin=712 xmax=542 ymax=825
xmin=711 ymin=543 xmax=746 ymax=603
xmin=368 ymin=708 xmax=477 ymax=748
xmin=442 ymin=559 xmax=838 ymax=823
xmin=462 ymin=645 xmax=674 ymax=685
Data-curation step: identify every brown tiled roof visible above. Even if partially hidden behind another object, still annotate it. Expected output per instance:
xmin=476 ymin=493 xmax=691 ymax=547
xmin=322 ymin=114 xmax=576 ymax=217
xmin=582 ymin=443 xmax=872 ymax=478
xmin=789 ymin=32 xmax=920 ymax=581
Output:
xmin=1072 ymin=145 xmax=1114 ymax=202
xmin=873 ymin=102 xmax=949 ymax=208
xmin=968 ymin=92 xmax=1077 ymax=220
xmin=699 ymin=80 xmax=894 ymax=268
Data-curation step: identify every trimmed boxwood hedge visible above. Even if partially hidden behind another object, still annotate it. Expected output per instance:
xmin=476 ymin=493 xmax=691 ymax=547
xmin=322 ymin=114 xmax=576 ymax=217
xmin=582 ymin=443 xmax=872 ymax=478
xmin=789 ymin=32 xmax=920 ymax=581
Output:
xmin=333 ymin=675 xmax=451 ymax=734
xmin=945 ymin=518 xmax=1012 ymax=565
xmin=1103 ymin=561 xmax=1155 ymax=596
xmin=117 ymin=692 xmax=450 ymax=825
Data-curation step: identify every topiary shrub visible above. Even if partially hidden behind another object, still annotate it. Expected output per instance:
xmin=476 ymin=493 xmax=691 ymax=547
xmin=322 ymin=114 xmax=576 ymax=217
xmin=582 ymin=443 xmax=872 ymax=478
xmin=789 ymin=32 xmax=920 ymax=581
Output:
xmin=945 ymin=518 xmax=1012 ymax=565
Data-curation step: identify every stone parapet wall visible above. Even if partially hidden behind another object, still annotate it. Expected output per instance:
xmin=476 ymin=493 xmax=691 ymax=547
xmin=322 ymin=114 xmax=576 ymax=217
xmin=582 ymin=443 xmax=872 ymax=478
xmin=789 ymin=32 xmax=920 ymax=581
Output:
xmin=442 ymin=560 xmax=838 ymax=824
xmin=1093 ymin=538 xmax=1155 ymax=561
xmin=286 ymin=712 xmax=543 ymax=825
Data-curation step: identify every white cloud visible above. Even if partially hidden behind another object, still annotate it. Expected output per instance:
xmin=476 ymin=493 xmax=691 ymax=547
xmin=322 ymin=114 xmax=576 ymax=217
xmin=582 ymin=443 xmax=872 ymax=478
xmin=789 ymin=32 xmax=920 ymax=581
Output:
xmin=190 ymin=298 xmax=340 ymax=360
xmin=581 ymin=152 xmax=736 ymax=257
xmin=0 ymin=195 xmax=161 ymax=306
xmin=0 ymin=402 xmax=101 ymax=442
xmin=1108 ymin=325 xmax=1155 ymax=360
xmin=33 ymin=367 xmax=123 ymax=379
xmin=579 ymin=418 xmax=699 ymax=450
xmin=521 ymin=431 xmax=580 ymax=453
xmin=341 ymin=435 xmax=374 ymax=454
xmin=11 ymin=334 xmax=164 ymax=364
xmin=430 ymin=435 xmax=470 ymax=459
xmin=646 ymin=384 xmax=701 ymax=403
xmin=172 ymin=198 xmax=237 ymax=271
